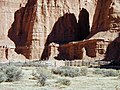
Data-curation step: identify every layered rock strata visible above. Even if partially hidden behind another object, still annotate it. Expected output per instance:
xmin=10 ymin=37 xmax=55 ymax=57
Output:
xmin=0 ymin=0 xmax=119 ymax=61
xmin=47 ymin=39 xmax=109 ymax=60
xmin=7 ymin=0 xmax=97 ymax=60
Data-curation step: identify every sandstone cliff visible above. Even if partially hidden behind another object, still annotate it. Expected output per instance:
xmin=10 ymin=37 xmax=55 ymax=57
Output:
xmin=0 ymin=0 xmax=28 ymax=61
xmin=0 ymin=0 xmax=119 ymax=61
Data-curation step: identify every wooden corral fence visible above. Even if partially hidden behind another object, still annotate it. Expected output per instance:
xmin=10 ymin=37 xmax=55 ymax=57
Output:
xmin=0 ymin=60 xmax=110 ymax=67
xmin=64 ymin=60 xmax=110 ymax=67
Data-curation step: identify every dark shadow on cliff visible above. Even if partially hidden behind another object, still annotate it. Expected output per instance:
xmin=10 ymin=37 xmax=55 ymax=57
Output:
xmin=8 ymin=7 xmax=26 ymax=47
xmin=41 ymin=9 xmax=90 ymax=60
xmin=77 ymin=8 xmax=90 ymax=41
xmin=46 ymin=13 xmax=78 ymax=45
xmin=8 ymin=0 xmax=37 ymax=59
xmin=8 ymin=7 xmax=31 ymax=59
xmin=41 ymin=13 xmax=78 ymax=60
xmin=100 ymin=33 xmax=120 ymax=68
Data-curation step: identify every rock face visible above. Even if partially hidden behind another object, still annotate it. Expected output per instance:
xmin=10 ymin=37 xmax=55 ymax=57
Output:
xmin=88 ymin=0 xmax=120 ymax=40
xmin=0 ymin=0 xmax=28 ymax=61
xmin=8 ymin=0 xmax=37 ymax=59
xmin=47 ymin=39 xmax=109 ymax=60
xmin=0 ymin=0 xmax=119 ymax=61
xmin=0 ymin=0 xmax=27 ymax=38
xmin=104 ymin=34 xmax=120 ymax=61
xmin=88 ymin=0 xmax=120 ymax=61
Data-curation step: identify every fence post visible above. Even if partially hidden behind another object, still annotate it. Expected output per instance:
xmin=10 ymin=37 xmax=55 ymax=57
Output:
xmin=82 ymin=60 xmax=83 ymax=66
xmin=54 ymin=61 xmax=56 ymax=67
xmin=98 ymin=60 xmax=100 ymax=67
xmin=65 ymin=60 xmax=67 ymax=66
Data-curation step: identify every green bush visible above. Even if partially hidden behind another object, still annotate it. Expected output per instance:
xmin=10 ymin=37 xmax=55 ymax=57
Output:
xmin=117 ymin=71 xmax=120 ymax=79
xmin=93 ymin=68 xmax=103 ymax=75
xmin=93 ymin=68 xmax=119 ymax=77
xmin=37 ymin=74 xmax=46 ymax=86
xmin=0 ymin=72 xmax=7 ymax=83
xmin=0 ymin=65 xmax=22 ymax=82
xmin=56 ymin=78 xmax=71 ymax=86
xmin=80 ymin=67 xmax=88 ymax=76
xmin=52 ymin=66 xmax=80 ymax=77
xmin=32 ymin=67 xmax=51 ymax=86
xmin=103 ymin=69 xmax=119 ymax=77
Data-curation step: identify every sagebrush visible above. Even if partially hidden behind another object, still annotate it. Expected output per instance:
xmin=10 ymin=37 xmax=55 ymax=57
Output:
xmin=32 ymin=67 xmax=51 ymax=86
xmin=52 ymin=66 xmax=80 ymax=77
xmin=93 ymin=68 xmax=119 ymax=77
xmin=80 ymin=67 xmax=88 ymax=76
xmin=56 ymin=78 xmax=71 ymax=86
xmin=0 ymin=65 xmax=22 ymax=82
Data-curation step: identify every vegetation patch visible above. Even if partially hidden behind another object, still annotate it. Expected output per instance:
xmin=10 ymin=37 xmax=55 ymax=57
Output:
xmin=52 ymin=66 xmax=80 ymax=77
xmin=103 ymin=69 xmax=119 ymax=77
xmin=0 ymin=65 xmax=22 ymax=83
xmin=93 ymin=68 xmax=104 ymax=75
xmin=56 ymin=78 xmax=71 ymax=86
xmin=93 ymin=68 xmax=119 ymax=77
xmin=80 ymin=67 xmax=88 ymax=76
xmin=32 ymin=67 xmax=52 ymax=86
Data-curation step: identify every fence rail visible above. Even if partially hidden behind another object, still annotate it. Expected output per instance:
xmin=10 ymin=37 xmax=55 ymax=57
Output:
xmin=0 ymin=60 xmax=110 ymax=67
xmin=64 ymin=60 xmax=110 ymax=67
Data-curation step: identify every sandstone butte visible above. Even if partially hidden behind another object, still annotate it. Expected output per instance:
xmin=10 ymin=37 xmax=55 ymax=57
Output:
xmin=0 ymin=0 xmax=120 ymax=62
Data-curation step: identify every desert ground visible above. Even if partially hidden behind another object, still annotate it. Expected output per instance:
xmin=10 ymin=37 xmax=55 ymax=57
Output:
xmin=0 ymin=63 xmax=120 ymax=90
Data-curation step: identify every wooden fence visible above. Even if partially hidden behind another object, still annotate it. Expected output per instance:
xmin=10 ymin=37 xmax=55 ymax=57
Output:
xmin=0 ymin=60 xmax=110 ymax=67
xmin=64 ymin=60 xmax=110 ymax=67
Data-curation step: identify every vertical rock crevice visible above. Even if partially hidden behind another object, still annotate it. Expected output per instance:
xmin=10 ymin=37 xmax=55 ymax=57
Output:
xmin=77 ymin=8 xmax=90 ymax=41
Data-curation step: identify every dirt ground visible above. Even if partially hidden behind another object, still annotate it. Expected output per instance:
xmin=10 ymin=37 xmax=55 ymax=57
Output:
xmin=0 ymin=67 xmax=120 ymax=90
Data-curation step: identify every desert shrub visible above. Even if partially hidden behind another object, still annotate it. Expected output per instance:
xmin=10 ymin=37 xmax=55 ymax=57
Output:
xmin=37 ymin=75 xmax=46 ymax=86
xmin=117 ymin=71 xmax=120 ymax=79
xmin=0 ymin=72 xmax=7 ymax=83
xmin=56 ymin=78 xmax=71 ymax=86
xmin=35 ymin=67 xmax=51 ymax=79
xmin=93 ymin=68 xmax=103 ymax=75
xmin=52 ymin=66 xmax=80 ymax=77
xmin=32 ymin=67 xmax=51 ymax=86
xmin=103 ymin=69 xmax=119 ymax=77
xmin=0 ymin=65 xmax=22 ymax=82
xmin=93 ymin=68 xmax=119 ymax=77
xmin=80 ymin=67 xmax=88 ymax=76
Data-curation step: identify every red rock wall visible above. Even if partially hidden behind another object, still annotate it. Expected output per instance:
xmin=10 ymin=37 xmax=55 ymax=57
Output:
xmin=0 ymin=0 xmax=119 ymax=61
xmin=52 ymin=39 xmax=106 ymax=60
xmin=88 ymin=0 xmax=120 ymax=41
xmin=0 ymin=0 xmax=27 ymax=38
xmin=31 ymin=0 xmax=97 ymax=60
xmin=8 ymin=0 xmax=37 ymax=59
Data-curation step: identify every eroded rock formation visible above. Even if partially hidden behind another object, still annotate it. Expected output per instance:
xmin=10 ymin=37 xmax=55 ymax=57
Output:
xmin=0 ymin=0 xmax=119 ymax=61
xmin=0 ymin=0 xmax=28 ymax=61
xmin=88 ymin=0 xmax=120 ymax=40
xmin=8 ymin=0 xmax=37 ymax=59
xmin=104 ymin=34 xmax=120 ymax=61
xmin=47 ymin=39 xmax=109 ymax=60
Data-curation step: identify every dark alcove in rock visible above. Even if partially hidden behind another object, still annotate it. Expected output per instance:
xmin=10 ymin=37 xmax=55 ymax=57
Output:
xmin=41 ymin=13 xmax=78 ymax=60
xmin=76 ymin=8 xmax=90 ymax=41
xmin=41 ymin=9 xmax=90 ymax=60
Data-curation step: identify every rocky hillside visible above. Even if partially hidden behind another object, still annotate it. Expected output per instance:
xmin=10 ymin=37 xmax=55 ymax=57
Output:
xmin=0 ymin=0 xmax=119 ymax=61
